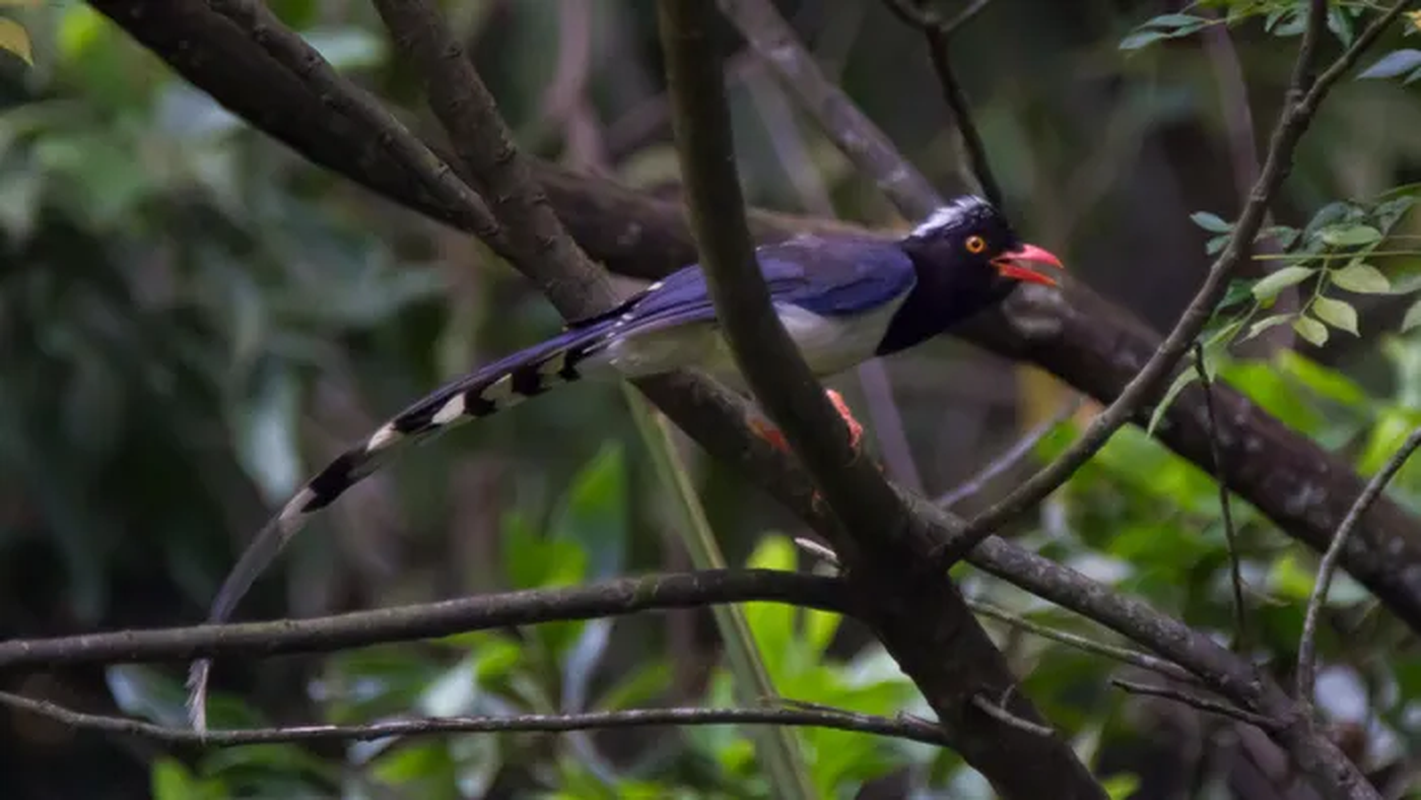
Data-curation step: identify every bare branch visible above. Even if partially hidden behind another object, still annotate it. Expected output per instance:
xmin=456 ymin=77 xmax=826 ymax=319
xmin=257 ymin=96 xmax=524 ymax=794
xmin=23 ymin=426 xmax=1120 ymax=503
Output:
xmin=883 ymin=0 xmax=1003 ymax=207
xmin=1113 ymin=679 xmax=1282 ymax=731
xmin=937 ymin=396 xmax=1082 ymax=508
xmin=717 ymin=0 xmax=944 ymax=217
xmin=0 ymin=570 xmax=845 ymax=670
xmin=1297 ymin=424 xmax=1421 ymax=708
xmin=971 ymin=693 xmax=1054 ymax=737
xmin=90 ymin=0 xmax=1421 ymax=636
xmin=969 ymin=601 xmax=1195 ymax=684
xmin=936 ymin=0 xmax=1400 ymax=568
xmin=1195 ymin=343 xmax=1249 ymax=651
xmin=0 ymin=692 xmax=951 ymax=748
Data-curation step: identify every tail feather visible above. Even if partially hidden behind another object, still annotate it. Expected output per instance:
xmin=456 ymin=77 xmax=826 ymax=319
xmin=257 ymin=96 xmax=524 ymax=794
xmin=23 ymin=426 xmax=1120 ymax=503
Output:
xmin=186 ymin=320 xmax=618 ymax=730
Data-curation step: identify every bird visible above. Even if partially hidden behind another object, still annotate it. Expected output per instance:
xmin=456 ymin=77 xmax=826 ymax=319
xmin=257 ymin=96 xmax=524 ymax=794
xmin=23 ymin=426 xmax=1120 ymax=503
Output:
xmin=185 ymin=194 xmax=1063 ymax=728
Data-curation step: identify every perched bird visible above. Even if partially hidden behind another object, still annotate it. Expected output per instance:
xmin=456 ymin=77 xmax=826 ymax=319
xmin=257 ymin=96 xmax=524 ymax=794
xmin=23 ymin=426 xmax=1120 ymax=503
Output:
xmin=186 ymin=194 xmax=1063 ymax=727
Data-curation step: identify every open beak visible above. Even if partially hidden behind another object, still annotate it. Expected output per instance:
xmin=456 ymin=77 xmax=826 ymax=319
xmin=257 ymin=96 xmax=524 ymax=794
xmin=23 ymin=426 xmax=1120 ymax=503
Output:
xmin=991 ymin=243 xmax=1064 ymax=287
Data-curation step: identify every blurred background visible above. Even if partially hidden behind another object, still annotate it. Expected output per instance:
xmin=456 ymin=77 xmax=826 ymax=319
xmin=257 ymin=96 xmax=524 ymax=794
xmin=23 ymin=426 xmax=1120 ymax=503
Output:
xmin=2 ymin=1 xmax=1420 ymax=798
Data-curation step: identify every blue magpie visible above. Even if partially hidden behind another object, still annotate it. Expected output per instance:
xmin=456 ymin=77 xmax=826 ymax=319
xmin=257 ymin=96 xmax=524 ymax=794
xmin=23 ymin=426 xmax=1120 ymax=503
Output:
xmin=188 ymin=194 xmax=1062 ymax=725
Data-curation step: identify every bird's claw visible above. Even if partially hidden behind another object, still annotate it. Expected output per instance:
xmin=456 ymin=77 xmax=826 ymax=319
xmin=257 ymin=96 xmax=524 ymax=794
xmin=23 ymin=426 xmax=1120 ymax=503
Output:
xmin=749 ymin=389 xmax=865 ymax=454
xmin=824 ymin=389 xmax=864 ymax=450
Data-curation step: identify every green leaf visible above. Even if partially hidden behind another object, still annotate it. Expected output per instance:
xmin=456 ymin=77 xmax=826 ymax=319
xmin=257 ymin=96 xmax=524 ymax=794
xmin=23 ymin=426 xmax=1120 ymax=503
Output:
xmin=152 ymin=759 xmax=218 ymax=800
xmin=1245 ymin=314 xmax=1294 ymax=341
xmin=1331 ymin=262 xmax=1391 ymax=294
xmin=1190 ymin=211 xmax=1231 ymax=233
xmin=1146 ymin=366 xmax=1200 ymax=437
xmin=1313 ymin=296 xmax=1359 ymax=335
xmin=1403 ymin=297 xmax=1421 ymax=332
xmin=1293 ymin=316 xmax=1330 ymax=347
xmin=0 ymin=17 xmax=32 ymax=65
xmin=1319 ymin=224 xmax=1382 ymax=247
xmin=1251 ymin=266 xmax=1316 ymax=301
xmin=1119 ymin=30 xmax=1166 ymax=50
xmin=1359 ymin=49 xmax=1421 ymax=79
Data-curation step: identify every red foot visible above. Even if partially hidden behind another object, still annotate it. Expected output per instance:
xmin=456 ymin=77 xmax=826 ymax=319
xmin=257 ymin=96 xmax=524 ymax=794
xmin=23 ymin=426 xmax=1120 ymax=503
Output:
xmin=750 ymin=416 xmax=791 ymax=453
xmin=748 ymin=389 xmax=865 ymax=453
xmin=825 ymin=389 xmax=864 ymax=450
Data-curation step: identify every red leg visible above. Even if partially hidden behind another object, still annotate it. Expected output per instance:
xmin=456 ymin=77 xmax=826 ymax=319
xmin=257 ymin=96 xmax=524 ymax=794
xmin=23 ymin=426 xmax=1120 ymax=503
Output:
xmin=749 ymin=390 xmax=864 ymax=453
xmin=825 ymin=389 xmax=864 ymax=450
xmin=749 ymin=416 xmax=791 ymax=453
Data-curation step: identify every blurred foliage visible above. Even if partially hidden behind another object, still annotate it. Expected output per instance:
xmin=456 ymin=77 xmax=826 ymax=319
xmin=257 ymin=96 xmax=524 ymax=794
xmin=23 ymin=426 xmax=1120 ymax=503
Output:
xmin=2 ymin=0 xmax=1421 ymax=798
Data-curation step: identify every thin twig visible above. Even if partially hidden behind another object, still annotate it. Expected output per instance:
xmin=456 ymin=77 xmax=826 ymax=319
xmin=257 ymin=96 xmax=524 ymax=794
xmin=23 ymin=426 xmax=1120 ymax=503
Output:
xmin=1195 ymin=342 xmax=1249 ymax=652
xmin=937 ymin=396 xmax=1083 ymax=508
xmin=970 ymin=693 xmax=1053 ymax=737
xmin=0 ymin=570 xmax=847 ymax=670
xmin=968 ymin=601 xmax=1196 ymax=683
xmin=884 ymin=0 xmax=1003 ymax=207
xmin=1112 ymin=679 xmax=1282 ymax=731
xmin=936 ymin=0 xmax=1405 ymax=569
xmin=0 ymin=692 xmax=951 ymax=748
xmin=717 ymin=0 xmax=945 ymax=216
xmin=1296 ymin=424 xmax=1421 ymax=709
xmin=883 ymin=0 xmax=992 ymax=37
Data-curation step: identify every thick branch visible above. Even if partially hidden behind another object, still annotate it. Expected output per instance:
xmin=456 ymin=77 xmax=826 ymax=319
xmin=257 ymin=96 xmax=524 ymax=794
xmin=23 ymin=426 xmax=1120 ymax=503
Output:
xmin=0 ymin=570 xmax=844 ymax=670
xmin=0 ymin=692 xmax=950 ymax=748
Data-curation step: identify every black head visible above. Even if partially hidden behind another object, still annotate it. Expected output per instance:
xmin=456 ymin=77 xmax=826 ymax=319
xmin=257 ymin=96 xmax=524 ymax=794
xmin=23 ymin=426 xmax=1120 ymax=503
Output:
xmin=898 ymin=195 xmax=1063 ymax=291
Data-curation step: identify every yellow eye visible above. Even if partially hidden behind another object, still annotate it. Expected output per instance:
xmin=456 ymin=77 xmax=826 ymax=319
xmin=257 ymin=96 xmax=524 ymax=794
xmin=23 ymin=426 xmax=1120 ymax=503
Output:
xmin=965 ymin=235 xmax=987 ymax=254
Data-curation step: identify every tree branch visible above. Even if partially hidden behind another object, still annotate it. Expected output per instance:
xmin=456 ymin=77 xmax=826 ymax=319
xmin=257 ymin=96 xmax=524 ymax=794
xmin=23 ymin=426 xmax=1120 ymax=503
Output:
xmin=0 ymin=692 xmax=951 ymax=748
xmin=1112 ymin=679 xmax=1282 ymax=732
xmin=937 ymin=396 xmax=1082 ymax=508
xmin=0 ymin=570 xmax=845 ymax=670
xmin=1196 ymin=343 xmax=1248 ymax=651
xmin=1296 ymin=424 xmax=1421 ymax=710
xmin=716 ymin=0 xmax=944 ymax=215
xmin=73 ymin=4 xmax=1397 ymax=795
xmin=88 ymin=0 xmax=1421 ymax=634
xmin=936 ymin=0 xmax=1349 ymax=566
xmin=882 ymin=0 xmax=1003 ymax=207
xmin=658 ymin=3 xmax=1104 ymax=797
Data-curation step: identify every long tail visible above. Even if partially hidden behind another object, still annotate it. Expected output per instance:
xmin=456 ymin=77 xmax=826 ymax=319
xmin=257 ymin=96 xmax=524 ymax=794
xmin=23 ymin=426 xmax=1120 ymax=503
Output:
xmin=186 ymin=317 xmax=623 ymax=730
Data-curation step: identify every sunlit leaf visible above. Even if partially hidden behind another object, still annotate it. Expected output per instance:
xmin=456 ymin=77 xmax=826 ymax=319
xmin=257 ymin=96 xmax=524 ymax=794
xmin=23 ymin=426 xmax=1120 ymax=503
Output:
xmin=1293 ymin=316 xmax=1329 ymax=347
xmin=1319 ymin=224 xmax=1382 ymax=247
xmin=1190 ymin=211 xmax=1231 ymax=233
xmin=1245 ymin=314 xmax=1293 ymax=340
xmin=1146 ymin=365 xmax=1200 ymax=437
xmin=1251 ymin=266 xmax=1316 ymax=301
xmin=1331 ymin=262 xmax=1391 ymax=294
xmin=0 ymin=17 xmax=32 ymax=65
xmin=1402 ymin=297 xmax=1421 ymax=331
xmin=1359 ymin=49 xmax=1421 ymax=79
xmin=1312 ymin=296 xmax=1359 ymax=335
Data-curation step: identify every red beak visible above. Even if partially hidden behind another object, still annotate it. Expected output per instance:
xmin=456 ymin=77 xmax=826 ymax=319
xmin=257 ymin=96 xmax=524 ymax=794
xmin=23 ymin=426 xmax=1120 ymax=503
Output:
xmin=991 ymin=243 xmax=1064 ymax=287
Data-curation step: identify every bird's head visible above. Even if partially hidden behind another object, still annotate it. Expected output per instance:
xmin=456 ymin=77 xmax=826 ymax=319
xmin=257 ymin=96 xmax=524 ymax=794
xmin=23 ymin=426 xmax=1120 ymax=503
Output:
xmin=900 ymin=196 xmax=1064 ymax=288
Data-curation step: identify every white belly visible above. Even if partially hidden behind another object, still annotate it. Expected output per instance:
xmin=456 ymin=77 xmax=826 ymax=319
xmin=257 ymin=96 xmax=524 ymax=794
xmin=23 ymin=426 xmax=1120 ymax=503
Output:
xmin=584 ymin=297 xmax=906 ymax=387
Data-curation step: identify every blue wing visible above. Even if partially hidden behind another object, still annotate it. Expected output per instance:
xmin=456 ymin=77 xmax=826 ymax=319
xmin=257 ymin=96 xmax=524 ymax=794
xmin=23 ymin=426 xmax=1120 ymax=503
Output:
xmin=580 ymin=235 xmax=918 ymax=337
